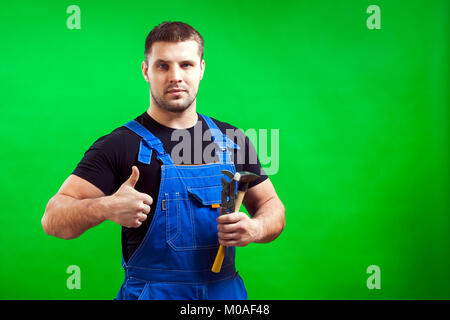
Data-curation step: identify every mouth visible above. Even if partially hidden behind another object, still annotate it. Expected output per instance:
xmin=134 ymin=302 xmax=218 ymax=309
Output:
xmin=167 ymin=89 xmax=186 ymax=96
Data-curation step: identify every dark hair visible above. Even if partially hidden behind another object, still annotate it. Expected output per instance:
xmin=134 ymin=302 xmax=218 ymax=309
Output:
xmin=144 ymin=21 xmax=204 ymax=62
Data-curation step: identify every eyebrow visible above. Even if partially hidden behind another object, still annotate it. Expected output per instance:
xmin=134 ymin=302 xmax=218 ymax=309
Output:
xmin=153 ymin=59 xmax=196 ymax=65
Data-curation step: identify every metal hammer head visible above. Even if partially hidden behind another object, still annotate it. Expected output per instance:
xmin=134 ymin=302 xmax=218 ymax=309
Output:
xmin=222 ymin=170 xmax=259 ymax=192
xmin=235 ymin=171 xmax=259 ymax=192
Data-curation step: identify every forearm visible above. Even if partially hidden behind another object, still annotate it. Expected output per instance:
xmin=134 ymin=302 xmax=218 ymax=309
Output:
xmin=251 ymin=196 xmax=285 ymax=243
xmin=41 ymin=194 xmax=109 ymax=240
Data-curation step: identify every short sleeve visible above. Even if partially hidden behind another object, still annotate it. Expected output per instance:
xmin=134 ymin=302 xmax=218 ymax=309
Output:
xmin=72 ymin=131 xmax=124 ymax=195
xmin=226 ymin=127 xmax=268 ymax=189
xmin=243 ymin=135 xmax=268 ymax=188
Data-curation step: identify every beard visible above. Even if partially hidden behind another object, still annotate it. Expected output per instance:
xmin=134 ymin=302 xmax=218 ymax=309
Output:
xmin=150 ymin=86 xmax=198 ymax=113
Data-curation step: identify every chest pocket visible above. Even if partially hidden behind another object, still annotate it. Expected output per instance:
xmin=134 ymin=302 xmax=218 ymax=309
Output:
xmin=164 ymin=185 xmax=222 ymax=251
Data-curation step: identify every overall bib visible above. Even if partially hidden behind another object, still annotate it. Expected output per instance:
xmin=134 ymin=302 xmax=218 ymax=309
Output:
xmin=116 ymin=114 xmax=248 ymax=300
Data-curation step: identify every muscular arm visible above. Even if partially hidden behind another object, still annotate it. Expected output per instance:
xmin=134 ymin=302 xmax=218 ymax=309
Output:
xmin=244 ymin=179 xmax=285 ymax=243
xmin=42 ymin=167 xmax=152 ymax=240
xmin=41 ymin=175 xmax=109 ymax=240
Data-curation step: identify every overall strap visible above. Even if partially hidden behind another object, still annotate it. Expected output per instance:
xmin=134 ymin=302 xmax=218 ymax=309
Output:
xmin=200 ymin=114 xmax=239 ymax=164
xmin=123 ymin=120 xmax=173 ymax=166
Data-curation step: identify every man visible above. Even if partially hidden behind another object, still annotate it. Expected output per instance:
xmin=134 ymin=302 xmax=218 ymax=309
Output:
xmin=41 ymin=21 xmax=285 ymax=300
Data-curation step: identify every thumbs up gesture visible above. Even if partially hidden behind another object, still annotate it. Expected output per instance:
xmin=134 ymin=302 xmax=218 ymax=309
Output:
xmin=106 ymin=166 xmax=153 ymax=228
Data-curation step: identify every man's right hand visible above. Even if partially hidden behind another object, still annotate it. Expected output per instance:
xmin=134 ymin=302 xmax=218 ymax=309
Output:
xmin=106 ymin=166 xmax=153 ymax=228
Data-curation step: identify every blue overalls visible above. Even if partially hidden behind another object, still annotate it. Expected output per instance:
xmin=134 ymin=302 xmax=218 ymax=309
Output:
xmin=116 ymin=114 xmax=248 ymax=300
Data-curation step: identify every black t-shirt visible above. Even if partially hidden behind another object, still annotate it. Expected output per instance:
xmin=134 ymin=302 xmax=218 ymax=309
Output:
xmin=73 ymin=111 xmax=268 ymax=262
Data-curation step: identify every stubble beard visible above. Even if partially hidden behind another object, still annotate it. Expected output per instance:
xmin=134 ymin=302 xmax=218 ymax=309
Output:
xmin=150 ymin=86 xmax=198 ymax=113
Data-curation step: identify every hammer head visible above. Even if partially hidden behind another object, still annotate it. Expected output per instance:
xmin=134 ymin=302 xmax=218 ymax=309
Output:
xmin=236 ymin=171 xmax=259 ymax=192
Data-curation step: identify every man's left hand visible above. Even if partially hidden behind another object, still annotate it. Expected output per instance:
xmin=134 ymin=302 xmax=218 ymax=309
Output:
xmin=216 ymin=212 xmax=262 ymax=247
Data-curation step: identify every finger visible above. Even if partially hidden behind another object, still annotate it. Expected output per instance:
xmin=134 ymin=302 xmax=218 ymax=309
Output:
xmin=219 ymin=239 xmax=240 ymax=247
xmin=136 ymin=213 xmax=147 ymax=222
xmin=218 ymin=231 xmax=240 ymax=240
xmin=131 ymin=220 xmax=142 ymax=228
xmin=216 ymin=212 xmax=243 ymax=224
xmin=139 ymin=203 xmax=151 ymax=214
xmin=124 ymin=166 xmax=140 ymax=188
xmin=140 ymin=193 xmax=153 ymax=205
xmin=217 ymin=222 xmax=240 ymax=233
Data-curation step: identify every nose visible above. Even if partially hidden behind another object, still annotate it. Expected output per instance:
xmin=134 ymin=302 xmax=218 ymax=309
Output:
xmin=168 ymin=65 xmax=182 ymax=84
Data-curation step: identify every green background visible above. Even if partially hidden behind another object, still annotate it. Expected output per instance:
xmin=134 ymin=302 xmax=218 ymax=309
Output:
xmin=0 ymin=0 xmax=448 ymax=299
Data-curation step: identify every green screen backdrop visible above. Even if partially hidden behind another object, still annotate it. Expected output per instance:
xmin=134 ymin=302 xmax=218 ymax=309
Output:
xmin=0 ymin=0 xmax=448 ymax=299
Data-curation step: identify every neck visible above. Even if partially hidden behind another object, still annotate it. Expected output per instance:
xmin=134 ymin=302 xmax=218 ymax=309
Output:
xmin=147 ymin=101 xmax=198 ymax=129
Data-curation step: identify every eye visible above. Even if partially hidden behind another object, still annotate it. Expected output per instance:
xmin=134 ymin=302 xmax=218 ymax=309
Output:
xmin=158 ymin=63 xmax=168 ymax=69
xmin=182 ymin=63 xmax=191 ymax=68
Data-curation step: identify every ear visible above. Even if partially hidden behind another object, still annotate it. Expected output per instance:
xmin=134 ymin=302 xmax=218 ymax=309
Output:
xmin=200 ymin=59 xmax=205 ymax=80
xmin=141 ymin=60 xmax=150 ymax=83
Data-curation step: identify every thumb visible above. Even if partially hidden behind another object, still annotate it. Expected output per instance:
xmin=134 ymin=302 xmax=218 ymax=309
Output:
xmin=124 ymin=166 xmax=140 ymax=188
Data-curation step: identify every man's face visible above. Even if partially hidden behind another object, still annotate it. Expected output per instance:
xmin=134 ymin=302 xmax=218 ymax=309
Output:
xmin=143 ymin=40 xmax=205 ymax=113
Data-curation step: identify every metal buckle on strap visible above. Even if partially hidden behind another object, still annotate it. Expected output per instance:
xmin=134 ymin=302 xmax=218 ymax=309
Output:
xmin=143 ymin=139 xmax=165 ymax=155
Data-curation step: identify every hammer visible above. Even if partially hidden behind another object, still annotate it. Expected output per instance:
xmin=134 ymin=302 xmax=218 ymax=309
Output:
xmin=233 ymin=171 xmax=259 ymax=214
xmin=211 ymin=171 xmax=259 ymax=273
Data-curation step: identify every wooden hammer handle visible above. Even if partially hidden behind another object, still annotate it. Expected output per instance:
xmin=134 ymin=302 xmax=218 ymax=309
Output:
xmin=234 ymin=191 xmax=245 ymax=213
xmin=211 ymin=190 xmax=246 ymax=273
